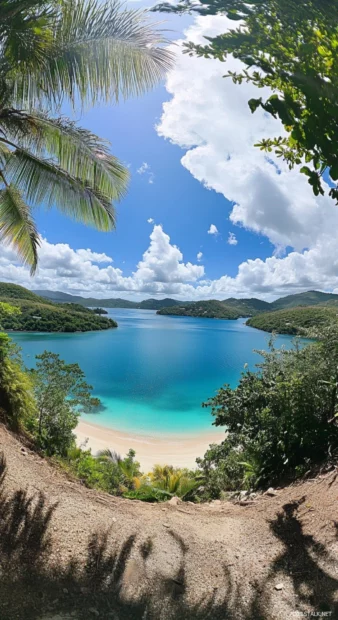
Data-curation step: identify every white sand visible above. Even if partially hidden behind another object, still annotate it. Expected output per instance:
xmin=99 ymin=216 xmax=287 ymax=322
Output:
xmin=76 ymin=419 xmax=225 ymax=470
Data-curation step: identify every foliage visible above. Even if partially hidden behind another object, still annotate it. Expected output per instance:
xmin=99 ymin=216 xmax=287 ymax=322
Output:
xmin=63 ymin=447 xmax=129 ymax=494
xmin=0 ymin=331 xmax=37 ymax=430
xmin=247 ymin=306 xmax=338 ymax=336
xmin=156 ymin=0 xmax=338 ymax=204
xmin=96 ymin=448 xmax=141 ymax=491
xmin=0 ymin=0 xmax=173 ymax=271
xmin=197 ymin=332 xmax=338 ymax=496
xmin=30 ymin=351 xmax=100 ymax=456
xmin=124 ymin=464 xmax=197 ymax=502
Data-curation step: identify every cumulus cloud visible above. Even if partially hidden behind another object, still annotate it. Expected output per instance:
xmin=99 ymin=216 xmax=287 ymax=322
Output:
xmin=227 ymin=233 xmax=238 ymax=246
xmin=197 ymin=251 xmax=203 ymax=261
xmin=156 ymin=15 xmax=338 ymax=295
xmin=4 ymin=224 xmax=338 ymax=301
xmin=208 ymin=224 xmax=218 ymax=235
xmin=147 ymin=218 xmax=154 ymax=224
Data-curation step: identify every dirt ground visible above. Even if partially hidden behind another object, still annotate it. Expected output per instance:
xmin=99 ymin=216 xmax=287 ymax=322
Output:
xmin=0 ymin=423 xmax=337 ymax=620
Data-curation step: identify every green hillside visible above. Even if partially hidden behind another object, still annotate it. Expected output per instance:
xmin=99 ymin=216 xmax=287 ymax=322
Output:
xmin=270 ymin=290 xmax=338 ymax=310
xmin=247 ymin=306 xmax=338 ymax=336
xmin=222 ymin=297 xmax=271 ymax=315
xmin=0 ymin=284 xmax=117 ymax=332
xmin=157 ymin=300 xmax=240 ymax=319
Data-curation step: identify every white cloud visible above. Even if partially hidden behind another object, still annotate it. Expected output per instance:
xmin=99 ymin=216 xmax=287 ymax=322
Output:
xmin=4 ymin=224 xmax=338 ymax=301
xmin=137 ymin=162 xmax=154 ymax=184
xmin=137 ymin=162 xmax=150 ymax=174
xmin=147 ymin=218 xmax=154 ymax=224
xmin=154 ymin=14 xmax=338 ymax=299
xmin=208 ymin=224 xmax=218 ymax=235
xmin=197 ymin=251 xmax=203 ymax=261
xmin=227 ymin=232 xmax=238 ymax=246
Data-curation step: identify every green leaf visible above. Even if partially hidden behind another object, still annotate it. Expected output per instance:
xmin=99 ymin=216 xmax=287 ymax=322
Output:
xmin=0 ymin=184 xmax=40 ymax=274
xmin=248 ymin=98 xmax=262 ymax=113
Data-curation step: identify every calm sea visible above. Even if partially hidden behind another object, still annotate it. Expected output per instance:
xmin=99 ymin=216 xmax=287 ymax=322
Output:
xmin=11 ymin=309 xmax=299 ymax=436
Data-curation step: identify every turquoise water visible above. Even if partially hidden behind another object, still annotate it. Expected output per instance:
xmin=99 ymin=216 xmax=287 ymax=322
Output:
xmin=11 ymin=309 xmax=299 ymax=436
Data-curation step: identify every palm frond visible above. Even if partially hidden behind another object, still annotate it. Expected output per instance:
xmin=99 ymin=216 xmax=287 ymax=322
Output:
xmin=5 ymin=149 xmax=117 ymax=231
xmin=11 ymin=0 xmax=174 ymax=108
xmin=97 ymin=448 xmax=121 ymax=463
xmin=0 ymin=109 xmax=129 ymax=200
xmin=0 ymin=184 xmax=39 ymax=273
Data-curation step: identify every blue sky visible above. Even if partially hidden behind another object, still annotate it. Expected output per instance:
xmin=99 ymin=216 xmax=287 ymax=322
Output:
xmin=34 ymin=9 xmax=272 ymax=284
xmin=2 ymin=5 xmax=338 ymax=299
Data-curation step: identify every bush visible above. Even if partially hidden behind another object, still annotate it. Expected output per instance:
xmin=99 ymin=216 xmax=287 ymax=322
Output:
xmin=0 ymin=333 xmax=37 ymax=431
xmin=198 ymin=331 xmax=338 ymax=497
xmin=63 ymin=447 xmax=126 ymax=494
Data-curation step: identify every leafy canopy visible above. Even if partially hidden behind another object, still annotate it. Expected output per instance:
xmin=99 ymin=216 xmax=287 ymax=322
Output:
xmin=0 ymin=0 xmax=173 ymax=272
xmin=155 ymin=0 xmax=338 ymax=202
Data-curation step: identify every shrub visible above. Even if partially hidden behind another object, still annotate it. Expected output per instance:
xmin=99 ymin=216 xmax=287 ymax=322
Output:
xmin=0 ymin=333 xmax=37 ymax=431
xmin=198 ymin=331 xmax=338 ymax=496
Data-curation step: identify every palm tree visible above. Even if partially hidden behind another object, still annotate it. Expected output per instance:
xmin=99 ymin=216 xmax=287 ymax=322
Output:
xmin=0 ymin=0 xmax=173 ymax=272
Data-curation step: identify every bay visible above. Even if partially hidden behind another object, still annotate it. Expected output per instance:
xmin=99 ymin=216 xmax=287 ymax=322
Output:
xmin=11 ymin=309 xmax=299 ymax=436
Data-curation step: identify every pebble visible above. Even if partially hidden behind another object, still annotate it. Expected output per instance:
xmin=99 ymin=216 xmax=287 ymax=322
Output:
xmin=274 ymin=583 xmax=284 ymax=591
xmin=265 ymin=487 xmax=278 ymax=496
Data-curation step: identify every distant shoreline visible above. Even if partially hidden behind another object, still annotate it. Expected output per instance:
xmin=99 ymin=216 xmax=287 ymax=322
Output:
xmin=76 ymin=419 xmax=225 ymax=470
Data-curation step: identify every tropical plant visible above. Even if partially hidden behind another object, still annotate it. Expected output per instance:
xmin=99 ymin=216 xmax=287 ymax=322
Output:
xmin=155 ymin=0 xmax=338 ymax=204
xmin=0 ymin=0 xmax=173 ymax=272
xmin=97 ymin=447 xmax=141 ymax=490
xmin=0 ymin=327 xmax=37 ymax=431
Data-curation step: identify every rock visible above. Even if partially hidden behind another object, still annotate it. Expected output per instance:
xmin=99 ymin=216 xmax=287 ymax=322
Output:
xmin=111 ymin=517 xmax=117 ymax=523
xmin=163 ymin=523 xmax=170 ymax=528
xmin=265 ymin=487 xmax=278 ymax=497
xmin=240 ymin=491 xmax=248 ymax=499
xmin=274 ymin=583 xmax=284 ymax=591
xmin=168 ymin=496 xmax=182 ymax=506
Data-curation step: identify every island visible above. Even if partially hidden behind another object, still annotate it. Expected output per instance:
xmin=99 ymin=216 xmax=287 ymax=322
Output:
xmin=0 ymin=283 xmax=117 ymax=332
xmin=156 ymin=300 xmax=242 ymax=320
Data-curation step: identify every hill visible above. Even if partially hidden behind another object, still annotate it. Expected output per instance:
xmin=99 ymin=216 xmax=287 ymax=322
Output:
xmin=157 ymin=300 xmax=240 ymax=319
xmin=33 ymin=290 xmax=185 ymax=310
xmin=222 ymin=297 xmax=271 ymax=315
xmin=247 ymin=306 xmax=338 ymax=335
xmin=270 ymin=290 xmax=338 ymax=310
xmin=0 ymin=283 xmax=117 ymax=332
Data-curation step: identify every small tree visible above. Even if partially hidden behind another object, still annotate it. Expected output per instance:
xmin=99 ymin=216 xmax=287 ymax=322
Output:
xmin=32 ymin=351 xmax=100 ymax=456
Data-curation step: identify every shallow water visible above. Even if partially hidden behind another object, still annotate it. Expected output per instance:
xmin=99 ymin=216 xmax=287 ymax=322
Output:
xmin=12 ymin=309 xmax=299 ymax=436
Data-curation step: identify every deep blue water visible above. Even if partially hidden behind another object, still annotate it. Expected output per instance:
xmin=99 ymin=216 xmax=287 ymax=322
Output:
xmin=11 ymin=309 xmax=299 ymax=436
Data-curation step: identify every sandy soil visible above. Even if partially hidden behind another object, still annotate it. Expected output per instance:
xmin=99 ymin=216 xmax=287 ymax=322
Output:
xmin=0 ymin=423 xmax=338 ymax=620
xmin=76 ymin=419 xmax=225 ymax=469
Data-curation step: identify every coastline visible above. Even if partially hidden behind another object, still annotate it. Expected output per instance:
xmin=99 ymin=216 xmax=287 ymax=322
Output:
xmin=76 ymin=419 xmax=225 ymax=470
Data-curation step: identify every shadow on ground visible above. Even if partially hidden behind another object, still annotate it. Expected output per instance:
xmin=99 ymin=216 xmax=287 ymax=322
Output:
xmin=0 ymin=452 xmax=337 ymax=620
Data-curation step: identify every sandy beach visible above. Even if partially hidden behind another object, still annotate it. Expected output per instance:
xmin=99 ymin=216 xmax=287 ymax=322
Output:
xmin=76 ymin=419 xmax=225 ymax=470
